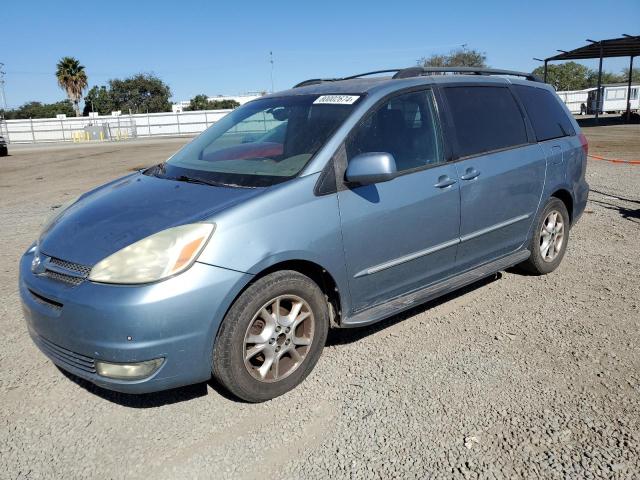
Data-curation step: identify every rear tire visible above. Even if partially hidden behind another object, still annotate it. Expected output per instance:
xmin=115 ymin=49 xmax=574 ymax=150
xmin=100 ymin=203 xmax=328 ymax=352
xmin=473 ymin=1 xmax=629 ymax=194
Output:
xmin=520 ymin=197 xmax=570 ymax=275
xmin=212 ymin=270 xmax=329 ymax=402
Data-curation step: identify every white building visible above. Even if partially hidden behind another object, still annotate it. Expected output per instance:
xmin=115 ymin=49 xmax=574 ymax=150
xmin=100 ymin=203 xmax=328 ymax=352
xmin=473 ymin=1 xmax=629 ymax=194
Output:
xmin=172 ymin=94 xmax=263 ymax=113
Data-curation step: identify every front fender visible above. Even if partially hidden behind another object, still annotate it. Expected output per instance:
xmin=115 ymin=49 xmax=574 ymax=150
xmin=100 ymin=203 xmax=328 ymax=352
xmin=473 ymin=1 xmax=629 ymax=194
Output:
xmin=198 ymin=174 xmax=353 ymax=314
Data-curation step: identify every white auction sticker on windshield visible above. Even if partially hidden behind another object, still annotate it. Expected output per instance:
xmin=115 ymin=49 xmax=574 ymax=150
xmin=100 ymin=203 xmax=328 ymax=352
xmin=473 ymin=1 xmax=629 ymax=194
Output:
xmin=313 ymin=95 xmax=360 ymax=105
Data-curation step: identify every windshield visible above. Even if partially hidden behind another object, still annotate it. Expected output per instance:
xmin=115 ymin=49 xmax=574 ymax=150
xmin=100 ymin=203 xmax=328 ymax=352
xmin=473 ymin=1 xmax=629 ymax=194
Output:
xmin=153 ymin=94 xmax=359 ymax=187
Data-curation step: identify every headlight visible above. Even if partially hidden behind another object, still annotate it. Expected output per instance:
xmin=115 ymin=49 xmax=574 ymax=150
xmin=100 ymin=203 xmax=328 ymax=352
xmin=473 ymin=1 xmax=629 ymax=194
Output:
xmin=89 ymin=223 xmax=215 ymax=284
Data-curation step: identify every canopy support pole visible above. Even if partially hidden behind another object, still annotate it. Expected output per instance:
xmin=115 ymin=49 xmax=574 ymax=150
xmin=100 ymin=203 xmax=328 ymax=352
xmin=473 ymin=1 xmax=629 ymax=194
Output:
xmin=595 ymin=44 xmax=604 ymax=123
xmin=626 ymin=56 xmax=634 ymax=123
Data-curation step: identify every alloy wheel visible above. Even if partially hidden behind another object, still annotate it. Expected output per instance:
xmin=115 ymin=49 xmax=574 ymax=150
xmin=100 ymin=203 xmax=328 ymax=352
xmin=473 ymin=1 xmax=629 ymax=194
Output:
xmin=243 ymin=295 xmax=315 ymax=383
xmin=540 ymin=210 xmax=565 ymax=262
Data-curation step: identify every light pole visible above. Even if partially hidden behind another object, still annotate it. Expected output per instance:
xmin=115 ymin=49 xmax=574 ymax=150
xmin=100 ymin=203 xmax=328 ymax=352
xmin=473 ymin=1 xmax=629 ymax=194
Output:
xmin=0 ymin=62 xmax=7 ymax=115
xmin=269 ymin=51 xmax=274 ymax=93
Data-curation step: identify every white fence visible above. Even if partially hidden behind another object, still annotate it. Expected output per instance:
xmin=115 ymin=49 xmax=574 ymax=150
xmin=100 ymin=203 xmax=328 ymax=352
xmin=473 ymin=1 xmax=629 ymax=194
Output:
xmin=1 ymin=109 xmax=234 ymax=144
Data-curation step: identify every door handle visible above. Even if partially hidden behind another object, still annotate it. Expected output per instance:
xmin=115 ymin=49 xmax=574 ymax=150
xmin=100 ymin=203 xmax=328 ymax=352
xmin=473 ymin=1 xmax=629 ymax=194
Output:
xmin=434 ymin=175 xmax=457 ymax=189
xmin=460 ymin=168 xmax=481 ymax=181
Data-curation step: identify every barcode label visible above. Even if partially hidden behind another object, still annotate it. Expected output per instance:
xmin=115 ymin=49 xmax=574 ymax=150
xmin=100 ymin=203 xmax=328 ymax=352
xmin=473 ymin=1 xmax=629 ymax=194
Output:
xmin=313 ymin=95 xmax=360 ymax=105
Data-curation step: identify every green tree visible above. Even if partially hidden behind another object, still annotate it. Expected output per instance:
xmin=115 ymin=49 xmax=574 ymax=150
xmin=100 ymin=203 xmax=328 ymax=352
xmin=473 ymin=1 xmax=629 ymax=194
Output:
xmin=532 ymin=62 xmax=591 ymax=90
xmin=3 ymin=100 xmax=75 ymax=119
xmin=187 ymin=94 xmax=210 ymax=111
xmin=419 ymin=47 xmax=487 ymax=68
xmin=55 ymin=57 xmax=88 ymax=117
xmin=108 ymin=74 xmax=172 ymax=113
xmin=186 ymin=94 xmax=240 ymax=111
xmin=585 ymin=68 xmax=640 ymax=87
xmin=585 ymin=70 xmax=624 ymax=87
xmin=620 ymin=68 xmax=640 ymax=84
xmin=83 ymin=86 xmax=114 ymax=115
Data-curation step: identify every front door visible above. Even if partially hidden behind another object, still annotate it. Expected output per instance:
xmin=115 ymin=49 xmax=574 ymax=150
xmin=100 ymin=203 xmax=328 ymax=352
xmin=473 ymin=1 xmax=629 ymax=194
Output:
xmin=337 ymin=89 xmax=461 ymax=313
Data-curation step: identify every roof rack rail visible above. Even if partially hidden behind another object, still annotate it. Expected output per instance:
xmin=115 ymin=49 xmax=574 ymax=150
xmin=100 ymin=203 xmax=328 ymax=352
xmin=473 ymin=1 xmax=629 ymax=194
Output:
xmin=292 ymin=78 xmax=342 ymax=88
xmin=292 ymin=67 xmax=542 ymax=88
xmin=342 ymin=69 xmax=404 ymax=80
xmin=392 ymin=67 xmax=542 ymax=82
xmin=293 ymin=70 xmax=402 ymax=89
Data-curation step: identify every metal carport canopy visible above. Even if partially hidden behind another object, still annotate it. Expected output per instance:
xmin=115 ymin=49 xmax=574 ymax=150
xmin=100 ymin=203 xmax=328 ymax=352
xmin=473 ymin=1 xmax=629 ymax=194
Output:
xmin=545 ymin=35 xmax=640 ymax=61
xmin=540 ymin=35 xmax=639 ymax=122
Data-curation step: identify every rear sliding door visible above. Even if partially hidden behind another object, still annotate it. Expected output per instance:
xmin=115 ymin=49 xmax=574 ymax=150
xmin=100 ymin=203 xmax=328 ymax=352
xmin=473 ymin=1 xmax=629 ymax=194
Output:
xmin=439 ymin=84 xmax=546 ymax=270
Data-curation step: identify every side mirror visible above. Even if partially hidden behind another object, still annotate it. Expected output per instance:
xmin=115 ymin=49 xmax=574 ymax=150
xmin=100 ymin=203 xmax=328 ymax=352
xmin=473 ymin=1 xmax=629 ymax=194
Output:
xmin=345 ymin=152 xmax=397 ymax=185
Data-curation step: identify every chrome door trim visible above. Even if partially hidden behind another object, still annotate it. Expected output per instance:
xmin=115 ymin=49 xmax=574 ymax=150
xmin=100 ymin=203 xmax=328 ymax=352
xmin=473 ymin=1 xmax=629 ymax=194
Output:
xmin=459 ymin=213 xmax=531 ymax=243
xmin=354 ymin=238 xmax=460 ymax=278
xmin=353 ymin=213 xmax=531 ymax=278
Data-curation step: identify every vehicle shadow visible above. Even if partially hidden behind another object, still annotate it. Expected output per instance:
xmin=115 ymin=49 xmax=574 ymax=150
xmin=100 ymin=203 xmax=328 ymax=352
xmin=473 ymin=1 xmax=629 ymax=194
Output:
xmin=326 ymin=273 xmax=501 ymax=347
xmin=60 ymin=272 xmax=506 ymax=406
xmin=58 ymin=367 xmax=209 ymax=408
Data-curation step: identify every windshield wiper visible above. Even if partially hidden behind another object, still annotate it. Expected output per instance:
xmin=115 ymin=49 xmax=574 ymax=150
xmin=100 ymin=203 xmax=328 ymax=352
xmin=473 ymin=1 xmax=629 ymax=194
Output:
xmin=170 ymin=174 xmax=236 ymax=188
xmin=146 ymin=165 xmax=254 ymax=188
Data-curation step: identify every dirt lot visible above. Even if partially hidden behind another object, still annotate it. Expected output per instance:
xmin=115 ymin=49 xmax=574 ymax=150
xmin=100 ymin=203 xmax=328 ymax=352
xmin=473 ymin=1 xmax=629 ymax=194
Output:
xmin=1 ymin=126 xmax=639 ymax=479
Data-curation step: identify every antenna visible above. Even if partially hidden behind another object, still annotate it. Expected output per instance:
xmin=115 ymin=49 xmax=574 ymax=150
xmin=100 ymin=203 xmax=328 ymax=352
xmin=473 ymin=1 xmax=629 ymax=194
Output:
xmin=269 ymin=51 xmax=274 ymax=93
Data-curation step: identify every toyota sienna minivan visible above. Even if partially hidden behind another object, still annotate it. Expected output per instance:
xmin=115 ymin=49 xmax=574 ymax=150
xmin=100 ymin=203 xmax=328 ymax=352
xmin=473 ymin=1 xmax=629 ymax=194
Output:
xmin=19 ymin=67 xmax=589 ymax=402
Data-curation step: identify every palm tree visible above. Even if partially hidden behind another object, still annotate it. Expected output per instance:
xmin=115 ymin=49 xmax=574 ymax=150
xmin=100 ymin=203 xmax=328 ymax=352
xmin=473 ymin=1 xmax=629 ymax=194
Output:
xmin=55 ymin=57 xmax=88 ymax=117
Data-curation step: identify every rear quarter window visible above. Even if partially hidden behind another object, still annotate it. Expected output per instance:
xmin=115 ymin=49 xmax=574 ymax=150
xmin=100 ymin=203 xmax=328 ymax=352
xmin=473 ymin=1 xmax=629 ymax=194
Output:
xmin=513 ymin=85 xmax=575 ymax=142
xmin=443 ymin=86 xmax=528 ymax=158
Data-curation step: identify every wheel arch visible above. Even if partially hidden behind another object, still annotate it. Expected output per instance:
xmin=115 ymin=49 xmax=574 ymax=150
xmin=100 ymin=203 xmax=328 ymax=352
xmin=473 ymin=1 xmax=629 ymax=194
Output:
xmin=217 ymin=258 xmax=344 ymax=335
xmin=551 ymin=188 xmax=574 ymax=222
xmin=251 ymin=260 xmax=343 ymax=326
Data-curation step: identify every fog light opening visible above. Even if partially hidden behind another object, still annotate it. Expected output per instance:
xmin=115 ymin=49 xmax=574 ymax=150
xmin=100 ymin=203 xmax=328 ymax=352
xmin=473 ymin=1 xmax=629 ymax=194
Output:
xmin=95 ymin=358 xmax=164 ymax=380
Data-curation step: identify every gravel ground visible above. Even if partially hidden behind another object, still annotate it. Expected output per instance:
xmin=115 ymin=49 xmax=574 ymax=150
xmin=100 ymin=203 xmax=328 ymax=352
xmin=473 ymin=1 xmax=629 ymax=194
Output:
xmin=1 ymin=126 xmax=639 ymax=479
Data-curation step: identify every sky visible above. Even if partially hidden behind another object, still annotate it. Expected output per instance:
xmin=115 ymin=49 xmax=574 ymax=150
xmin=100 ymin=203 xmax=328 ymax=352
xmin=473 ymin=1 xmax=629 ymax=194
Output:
xmin=2 ymin=0 xmax=639 ymax=109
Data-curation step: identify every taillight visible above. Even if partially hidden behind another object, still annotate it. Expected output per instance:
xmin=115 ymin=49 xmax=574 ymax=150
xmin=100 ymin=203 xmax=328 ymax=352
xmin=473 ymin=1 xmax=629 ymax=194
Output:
xmin=578 ymin=133 xmax=588 ymax=156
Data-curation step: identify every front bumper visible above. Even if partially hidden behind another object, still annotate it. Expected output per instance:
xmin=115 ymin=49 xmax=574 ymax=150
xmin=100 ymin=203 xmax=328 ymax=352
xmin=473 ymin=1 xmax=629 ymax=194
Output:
xmin=19 ymin=251 xmax=251 ymax=393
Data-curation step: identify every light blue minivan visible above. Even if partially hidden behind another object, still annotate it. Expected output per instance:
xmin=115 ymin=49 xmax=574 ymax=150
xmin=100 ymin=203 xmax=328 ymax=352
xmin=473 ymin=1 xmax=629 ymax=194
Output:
xmin=19 ymin=67 xmax=589 ymax=402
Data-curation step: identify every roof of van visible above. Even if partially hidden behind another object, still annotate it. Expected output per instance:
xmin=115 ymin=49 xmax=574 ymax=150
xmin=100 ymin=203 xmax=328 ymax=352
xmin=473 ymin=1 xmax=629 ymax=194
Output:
xmin=268 ymin=68 xmax=546 ymax=97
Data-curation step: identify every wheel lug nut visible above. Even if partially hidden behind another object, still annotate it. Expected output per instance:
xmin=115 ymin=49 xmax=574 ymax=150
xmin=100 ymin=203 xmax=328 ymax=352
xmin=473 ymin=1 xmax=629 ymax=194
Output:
xmin=276 ymin=326 xmax=281 ymax=332
xmin=285 ymin=327 xmax=290 ymax=333
xmin=275 ymin=346 xmax=281 ymax=352
xmin=285 ymin=339 xmax=290 ymax=345
xmin=269 ymin=338 xmax=275 ymax=345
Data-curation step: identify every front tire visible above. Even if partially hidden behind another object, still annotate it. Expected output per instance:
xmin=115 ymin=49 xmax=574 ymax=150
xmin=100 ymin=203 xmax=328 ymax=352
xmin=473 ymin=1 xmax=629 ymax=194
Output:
xmin=520 ymin=197 xmax=570 ymax=275
xmin=212 ymin=270 xmax=329 ymax=402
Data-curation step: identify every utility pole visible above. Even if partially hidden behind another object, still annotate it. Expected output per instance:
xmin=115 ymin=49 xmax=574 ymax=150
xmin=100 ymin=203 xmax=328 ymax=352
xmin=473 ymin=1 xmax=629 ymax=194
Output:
xmin=0 ymin=63 xmax=7 ymax=114
xmin=269 ymin=51 xmax=274 ymax=93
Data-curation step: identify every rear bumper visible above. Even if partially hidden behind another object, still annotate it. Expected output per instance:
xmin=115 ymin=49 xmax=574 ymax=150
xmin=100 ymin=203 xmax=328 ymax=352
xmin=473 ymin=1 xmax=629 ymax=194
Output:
xmin=19 ymin=251 xmax=251 ymax=393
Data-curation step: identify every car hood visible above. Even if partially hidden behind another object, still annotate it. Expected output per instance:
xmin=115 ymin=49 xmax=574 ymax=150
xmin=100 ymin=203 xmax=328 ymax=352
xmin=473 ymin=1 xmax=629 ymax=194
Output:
xmin=39 ymin=172 xmax=265 ymax=266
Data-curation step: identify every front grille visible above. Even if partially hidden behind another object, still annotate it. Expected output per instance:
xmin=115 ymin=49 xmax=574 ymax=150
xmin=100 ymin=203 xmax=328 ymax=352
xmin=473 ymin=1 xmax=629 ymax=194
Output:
xmin=44 ymin=270 xmax=85 ymax=286
xmin=42 ymin=255 xmax=91 ymax=286
xmin=48 ymin=257 xmax=91 ymax=277
xmin=37 ymin=335 xmax=96 ymax=373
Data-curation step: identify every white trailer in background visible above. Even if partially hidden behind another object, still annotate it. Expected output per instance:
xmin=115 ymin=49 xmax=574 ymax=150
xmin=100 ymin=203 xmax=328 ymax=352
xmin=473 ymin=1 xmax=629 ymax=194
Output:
xmin=586 ymin=83 xmax=640 ymax=114
xmin=556 ymin=88 xmax=594 ymax=114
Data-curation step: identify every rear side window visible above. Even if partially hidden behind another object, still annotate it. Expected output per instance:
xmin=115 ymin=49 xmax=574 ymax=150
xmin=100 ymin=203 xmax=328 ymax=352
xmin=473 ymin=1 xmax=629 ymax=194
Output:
xmin=443 ymin=86 xmax=528 ymax=158
xmin=513 ymin=85 xmax=575 ymax=141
